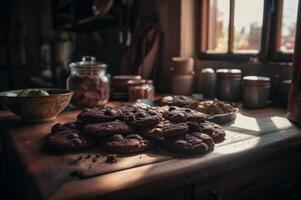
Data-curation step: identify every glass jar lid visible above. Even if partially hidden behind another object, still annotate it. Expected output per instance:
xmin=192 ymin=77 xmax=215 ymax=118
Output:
xmin=69 ymin=56 xmax=107 ymax=70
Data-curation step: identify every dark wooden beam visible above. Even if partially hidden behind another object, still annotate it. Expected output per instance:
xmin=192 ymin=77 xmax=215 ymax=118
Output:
xmin=228 ymin=0 xmax=235 ymax=53
xmin=288 ymin=0 xmax=301 ymax=125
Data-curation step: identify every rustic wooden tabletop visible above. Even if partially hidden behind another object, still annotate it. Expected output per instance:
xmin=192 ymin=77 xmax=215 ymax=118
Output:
xmin=0 ymin=106 xmax=300 ymax=200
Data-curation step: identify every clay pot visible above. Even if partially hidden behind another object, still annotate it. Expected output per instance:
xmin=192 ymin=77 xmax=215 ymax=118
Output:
xmin=171 ymin=57 xmax=194 ymax=75
xmin=171 ymin=74 xmax=194 ymax=95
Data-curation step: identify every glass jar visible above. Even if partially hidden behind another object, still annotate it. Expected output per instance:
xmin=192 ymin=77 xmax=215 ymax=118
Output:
xmin=128 ymin=80 xmax=155 ymax=101
xmin=66 ymin=56 xmax=110 ymax=108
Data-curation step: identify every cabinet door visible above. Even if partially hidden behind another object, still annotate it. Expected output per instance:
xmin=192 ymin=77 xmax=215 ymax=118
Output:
xmin=194 ymin=154 xmax=301 ymax=200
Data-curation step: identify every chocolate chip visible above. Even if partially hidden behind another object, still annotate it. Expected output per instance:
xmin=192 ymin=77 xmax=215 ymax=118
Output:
xmin=171 ymin=113 xmax=185 ymax=122
xmin=71 ymin=139 xmax=83 ymax=145
xmin=135 ymin=112 xmax=147 ymax=118
xmin=104 ymin=109 xmax=118 ymax=116
xmin=169 ymin=106 xmax=177 ymax=111
xmin=127 ymin=134 xmax=143 ymax=140
xmin=83 ymin=108 xmax=90 ymax=112
xmin=147 ymin=110 xmax=157 ymax=116
xmin=111 ymin=134 xmax=123 ymax=141
xmin=105 ymin=154 xmax=118 ymax=164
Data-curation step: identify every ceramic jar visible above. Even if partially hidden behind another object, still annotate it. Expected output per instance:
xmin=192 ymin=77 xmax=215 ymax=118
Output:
xmin=171 ymin=57 xmax=194 ymax=95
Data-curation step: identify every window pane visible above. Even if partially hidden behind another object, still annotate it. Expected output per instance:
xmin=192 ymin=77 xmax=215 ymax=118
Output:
xmin=233 ymin=0 xmax=264 ymax=53
xmin=280 ymin=0 xmax=298 ymax=53
xmin=207 ymin=0 xmax=230 ymax=53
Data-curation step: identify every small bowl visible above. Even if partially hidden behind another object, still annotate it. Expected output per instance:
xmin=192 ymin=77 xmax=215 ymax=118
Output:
xmin=207 ymin=108 xmax=239 ymax=125
xmin=0 ymin=89 xmax=73 ymax=123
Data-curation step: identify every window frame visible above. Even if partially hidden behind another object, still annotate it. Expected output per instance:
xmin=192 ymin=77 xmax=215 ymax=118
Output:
xmin=198 ymin=0 xmax=296 ymax=62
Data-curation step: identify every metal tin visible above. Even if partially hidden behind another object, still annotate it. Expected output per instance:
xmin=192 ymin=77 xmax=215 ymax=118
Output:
xmin=242 ymin=76 xmax=271 ymax=108
xmin=216 ymin=69 xmax=242 ymax=102
xmin=199 ymin=68 xmax=216 ymax=98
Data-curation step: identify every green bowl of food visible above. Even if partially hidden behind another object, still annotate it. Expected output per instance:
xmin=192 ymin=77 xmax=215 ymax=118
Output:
xmin=0 ymin=88 xmax=73 ymax=123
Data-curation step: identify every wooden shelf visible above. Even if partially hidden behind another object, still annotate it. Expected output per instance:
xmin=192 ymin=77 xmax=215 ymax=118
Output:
xmin=52 ymin=0 xmax=118 ymax=31
xmin=76 ymin=14 xmax=117 ymax=30
xmin=55 ymin=15 xmax=117 ymax=31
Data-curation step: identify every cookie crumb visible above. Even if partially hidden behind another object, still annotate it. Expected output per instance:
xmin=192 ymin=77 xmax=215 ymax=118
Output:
xmin=105 ymin=154 xmax=118 ymax=164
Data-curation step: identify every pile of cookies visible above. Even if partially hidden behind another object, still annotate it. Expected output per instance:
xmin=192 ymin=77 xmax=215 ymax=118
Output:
xmin=157 ymin=95 xmax=199 ymax=109
xmin=196 ymin=99 xmax=236 ymax=116
xmin=44 ymin=103 xmax=226 ymax=156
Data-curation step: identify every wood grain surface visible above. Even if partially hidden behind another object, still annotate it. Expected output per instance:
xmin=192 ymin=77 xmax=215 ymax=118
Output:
xmin=0 ymin=107 xmax=300 ymax=200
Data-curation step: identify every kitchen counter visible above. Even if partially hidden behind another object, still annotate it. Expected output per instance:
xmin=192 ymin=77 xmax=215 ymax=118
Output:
xmin=1 ymin=106 xmax=301 ymax=200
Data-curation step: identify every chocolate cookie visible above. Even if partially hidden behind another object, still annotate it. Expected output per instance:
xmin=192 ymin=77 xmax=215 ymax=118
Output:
xmin=82 ymin=120 xmax=132 ymax=137
xmin=51 ymin=122 xmax=78 ymax=133
xmin=159 ymin=95 xmax=199 ymax=109
xmin=132 ymin=110 xmax=162 ymax=128
xmin=165 ymin=132 xmax=214 ymax=155
xmin=101 ymin=134 xmax=151 ymax=153
xmin=45 ymin=123 xmax=94 ymax=151
xmin=197 ymin=122 xmax=226 ymax=143
xmin=143 ymin=120 xmax=189 ymax=141
xmin=77 ymin=107 xmax=122 ymax=123
xmin=164 ymin=106 xmax=207 ymax=123
xmin=119 ymin=102 xmax=152 ymax=111
xmin=118 ymin=105 xmax=161 ymax=128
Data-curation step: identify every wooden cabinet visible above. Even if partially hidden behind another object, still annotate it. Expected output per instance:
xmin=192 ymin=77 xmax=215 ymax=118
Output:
xmin=194 ymin=153 xmax=301 ymax=200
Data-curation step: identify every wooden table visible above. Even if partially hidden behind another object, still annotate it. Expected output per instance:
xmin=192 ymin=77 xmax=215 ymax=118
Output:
xmin=1 ymin=107 xmax=301 ymax=200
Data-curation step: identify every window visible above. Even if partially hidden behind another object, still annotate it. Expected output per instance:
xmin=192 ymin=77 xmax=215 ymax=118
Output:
xmin=279 ymin=0 xmax=298 ymax=53
xmin=207 ymin=0 xmax=229 ymax=53
xmin=233 ymin=0 xmax=264 ymax=53
xmin=200 ymin=0 xmax=300 ymax=61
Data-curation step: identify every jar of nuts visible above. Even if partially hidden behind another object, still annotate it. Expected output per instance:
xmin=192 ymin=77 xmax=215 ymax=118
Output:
xmin=128 ymin=80 xmax=155 ymax=101
xmin=66 ymin=56 xmax=110 ymax=108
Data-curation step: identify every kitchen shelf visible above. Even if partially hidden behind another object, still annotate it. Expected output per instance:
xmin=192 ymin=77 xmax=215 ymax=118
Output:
xmin=55 ymin=15 xmax=117 ymax=31
xmin=52 ymin=0 xmax=118 ymax=31
xmin=76 ymin=15 xmax=117 ymax=30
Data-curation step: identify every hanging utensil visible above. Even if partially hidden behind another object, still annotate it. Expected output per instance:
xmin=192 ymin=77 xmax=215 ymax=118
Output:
xmin=122 ymin=0 xmax=135 ymax=46
xmin=93 ymin=0 xmax=114 ymax=16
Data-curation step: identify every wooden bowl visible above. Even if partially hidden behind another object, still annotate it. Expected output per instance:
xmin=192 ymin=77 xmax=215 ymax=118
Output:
xmin=0 ymin=89 xmax=73 ymax=123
